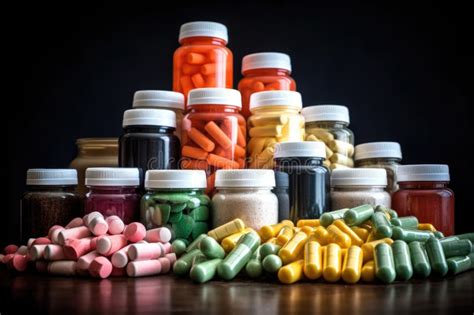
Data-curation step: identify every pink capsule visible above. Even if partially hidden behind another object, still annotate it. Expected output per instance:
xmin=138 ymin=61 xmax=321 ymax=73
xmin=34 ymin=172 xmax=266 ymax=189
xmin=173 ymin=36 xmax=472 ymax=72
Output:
xmin=2 ymin=254 xmax=14 ymax=264
xmin=4 ymin=244 xmax=18 ymax=255
xmin=29 ymin=245 xmax=48 ymax=261
xmin=47 ymin=261 xmax=77 ymax=276
xmin=58 ymin=226 xmax=92 ymax=245
xmin=158 ymin=257 xmax=171 ymax=273
xmin=96 ymin=235 xmax=128 ymax=256
xmin=8 ymin=254 xmax=28 ymax=272
xmin=89 ymin=256 xmax=113 ymax=279
xmin=44 ymin=244 xmax=66 ymax=261
xmin=32 ymin=237 xmax=52 ymax=246
xmin=161 ymin=242 xmax=172 ymax=254
xmin=89 ymin=216 xmax=109 ymax=236
xmin=16 ymin=245 xmax=28 ymax=255
xmin=83 ymin=211 xmax=103 ymax=226
xmin=165 ymin=252 xmax=177 ymax=265
xmin=127 ymin=243 xmax=162 ymax=261
xmin=123 ymin=222 xmax=146 ymax=243
xmin=65 ymin=217 xmax=84 ymax=229
xmin=49 ymin=226 xmax=66 ymax=244
xmin=63 ymin=238 xmax=93 ymax=260
xmin=77 ymin=250 xmax=100 ymax=270
xmin=145 ymin=227 xmax=172 ymax=243
xmin=106 ymin=216 xmax=125 ymax=235
xmin=126 ymin=260 xmax=162 ymax=277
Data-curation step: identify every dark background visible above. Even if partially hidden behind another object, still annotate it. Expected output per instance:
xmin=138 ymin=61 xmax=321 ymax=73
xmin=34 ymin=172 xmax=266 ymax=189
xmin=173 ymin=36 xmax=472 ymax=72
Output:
xmin=4 ymin=1 xmax=472 ymax=246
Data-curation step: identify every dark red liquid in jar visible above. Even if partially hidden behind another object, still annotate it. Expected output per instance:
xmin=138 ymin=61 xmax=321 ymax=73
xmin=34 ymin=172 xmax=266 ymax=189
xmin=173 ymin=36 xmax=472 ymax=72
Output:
xmin=392 ymin=181 xmax=454 ymax=236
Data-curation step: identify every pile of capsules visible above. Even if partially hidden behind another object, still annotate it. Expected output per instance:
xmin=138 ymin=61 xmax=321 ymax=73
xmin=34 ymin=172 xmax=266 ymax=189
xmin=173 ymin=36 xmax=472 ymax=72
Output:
xmin=0 ymin=212 xmax=176 ymax=278
xmin=171 ymin=204 xmax=474 ymax=284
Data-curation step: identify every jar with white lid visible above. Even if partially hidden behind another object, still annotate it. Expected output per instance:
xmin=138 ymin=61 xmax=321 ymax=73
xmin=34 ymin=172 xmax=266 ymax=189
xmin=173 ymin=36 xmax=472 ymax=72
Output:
xmin=212 ymin=169 xmax=278 ymax=230
xmin=330 ymin=168 xmax=390 ymax=210
xmin=354 ymin=142 xmax=402 ymax=194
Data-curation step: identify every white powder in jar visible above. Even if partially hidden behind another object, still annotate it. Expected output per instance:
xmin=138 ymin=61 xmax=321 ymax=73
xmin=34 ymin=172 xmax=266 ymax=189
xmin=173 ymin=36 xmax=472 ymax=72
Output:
xmin=330 ymin=189 xmax=391 ymax=210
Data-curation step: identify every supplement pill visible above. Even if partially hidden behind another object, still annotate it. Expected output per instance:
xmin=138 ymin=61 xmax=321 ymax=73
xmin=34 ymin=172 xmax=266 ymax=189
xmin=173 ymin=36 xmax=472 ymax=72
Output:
xmin=374 ymin=243 xmax=396 ymax=284
xmin=392 ymin=240 xmax=413 ymax=281
xmin=409 ymin=241 xmax=431 ymax=278
xmin=425 ymin=237 xmax=448 ymax=277
xmin=190 ymin=258 xmax=222 ymax=283
xmin=343 ymin=205 xmax=374 ymax=226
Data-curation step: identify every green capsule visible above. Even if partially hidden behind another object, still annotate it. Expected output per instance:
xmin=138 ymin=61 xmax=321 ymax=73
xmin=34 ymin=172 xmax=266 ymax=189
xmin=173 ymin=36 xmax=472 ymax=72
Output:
xmin=171 ymin=239 xmax=189 ymax=256
xmin=425 ymin=237 xmax=448 ymax=277
xmin=409 ymin=241 xmax=431 ymax=278
xmin=456 ymin=233 xmax=474 ymax=244
xmin=390 ymin=216 xmax=419 ymax=229
xmin=173 ymin=249 xmax=202 ymax=276
xmin=170 ymin=203 xmax=187 ymax=213
xmin=374 ymin=243 xmax=396 ymax=283
xmin=245 ymin=245 xmax=263 ymax=278
xmin=190 ymin=258 xmax=222 ymax=283
xmin=392 ymin=227 xmax=433 ymax=242
xmin=392 ymin=240 xmax=413 ymax=281
xmin=387 ymin=209 xmax=398 ymax=219
xmin=320 ymin=208 xmax=348 ymax=227
xmin=186 ymin=234 xmax=207 ymax=252
xmin=372 ymin=212 xmax=393 ymax=239
xmin=187 ymin=197 xmax=201 ymax=209
xmin=173 ymin=215 xmax=194 ymax=239
xmin=441 ymin=239 xmax=472 ymax=258
xmin=217 ymin=233 xmax=261 ymax=280
xmin=344 ymin=204 xmax=374 ymax=226
xmin=469 ymin=253 xmax=474 ymax=268
xmin=189 ymin=206 xmax=209 ymax=221
xmin=433 ymin=231 xmax=444 ymax=239
xmin=262 ymin=254 xmax=283 ymax=273
xmin=447 ymin=256 xmax=472 ymax=275
xmin=154 ymin=193 xmax=191 ymax=203
xmin=192 ymin=253 xmax=208 ymax=266
xmin=236 ymin=232 xmax=261 ymax=252
xmin=439 ymin=236 xmax=459 ymax=244
xmin=374 ymin=205 xmax=397 ymax=219
xmin=259 ymin=243 xmax=281 ymax=258
xmin=199 ymin=236 xmax=226 ymax=259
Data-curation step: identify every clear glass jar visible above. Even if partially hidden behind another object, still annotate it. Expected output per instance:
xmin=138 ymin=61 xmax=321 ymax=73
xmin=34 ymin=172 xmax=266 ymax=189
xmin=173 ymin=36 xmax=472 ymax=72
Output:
xmin=141 ymin=170 xmax=209 ymax=241
xmin=212 ymin=169 xmax=278 ymax=230
xmin=248 ymin=91 xmax=304 ymax=169
xmin=84 ymin=168 xmax=141 ymax=224
xmin=238 ymin=53 xmax=296 ymax=118
xmin=302 ymin=105 xmax=354 ymax=171
xmin=173 ymin=22 xmax=232 ymax=104
xmin=330 ymin=168 xmax=390 ymax=210
xmin=355 ymin=142 xmax=403 ymax=194
xmin=21 ymin=169 xmax=83 ymax=243
xmin=69 ymin=138 xmax=118 ymax=195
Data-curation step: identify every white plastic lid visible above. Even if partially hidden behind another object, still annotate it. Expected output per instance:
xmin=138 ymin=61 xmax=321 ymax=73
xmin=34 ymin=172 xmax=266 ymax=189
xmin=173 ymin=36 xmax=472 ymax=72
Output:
xmin=354 ymin=142 xmax=402 ymax=161
xmin=132 ymin=90 xmax=185 ymax=110
xmin=301 ymin=105 xmax=350 ymax=123
xmin=242 ymin=52 xmax=292 ymax=74
xmin=215 ymin=169 xmax=276 ymax=188
xmin=274 ymin=141 xmax=326 ymax=159
xmin=145 ymin=170 xmax=207 ymax=189
xmin=179 ymin=21 xmax=228 ymax=44
xmin=122 ymin=108 xmax=176 ymax=128
xmin=85 ymin=168 xmax=140 ymax=186
xmin=187 ymin=88 xmax=242 ymax=108
xmin=331 ymin=168 xmax=387 ymax=187
xmin=397 ymin=164 xmax=450 ymax=182
xmin=249 ymin=91 xmax=302 ymax=112
xmin=27 ymin=169 xmax=78 ymax=186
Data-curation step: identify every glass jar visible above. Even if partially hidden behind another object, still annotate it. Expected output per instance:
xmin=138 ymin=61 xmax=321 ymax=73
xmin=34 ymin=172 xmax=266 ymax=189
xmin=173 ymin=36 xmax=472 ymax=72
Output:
xmin=173 ymin=21 xmax=232 ymax=103
xmin=21 ymin=169 xmax=82 ymax=243
xmin=238 ymin=52 xmax=296 ymax=118
xmin=302 ymin=105 xmax=354 ymax=171
xmin=119 ymin=108 xmax=181 ymax=187
xmin=330 ymin=168 xmax=390 ymax=210
xmin=392 ymin=165 xmax=454 ymax=236
xmin=248 ymin=91 xmax=304 ymax=169
xmin=132 ymin=90 xmax=185 ymax=141
xmin=69 ymin=138 xmax=118 ymax=195
xmin=141 ymin=170 xmax=209 ymax=241
xmin=355 ymin=142 xmax=402 ymax=194
xmin=85 ymin=168 xmax=141 ymax=223
xmin=274 ymin=142 xmax=330 ymax=221
xmin=273 ymin=171 xmax=290 ymax=221
xmin=212 ymin=169 xmax=278 ymax=230
xmin=181 ymin=88 xmax=246 ymax=193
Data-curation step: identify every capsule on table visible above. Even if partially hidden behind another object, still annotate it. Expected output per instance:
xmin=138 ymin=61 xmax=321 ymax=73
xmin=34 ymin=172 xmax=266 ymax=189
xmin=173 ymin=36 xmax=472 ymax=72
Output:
xmin=276 ymin=226 xmax=294 ymax=246
xmin=173 ymin=249 xmax=203 ymax=276
xmin=192 ymin=253 xmax=208 ymax=266
xmin=446 ymin=256 xmax=472 ymax=275
xmin=326 ymin=225 xmax=351 ymax=248
xmin=279 ymin=232 xmax=309 ymax=264
xmin=323 ymin=243 xmax=342 ymax=282
xmin=351 ymin=227 xmax=370 ymax=243
xmin=341 ymin=246 xmax=363 ymax=284
xmin=390 ymin=216 xmax=419 ymax=229
xmin=371 ymin=212 xmax=393 ymax=239
xmin=221 ymin=228 xmax=254 ymax=253
xmin=361 ymin=260 xmax=375 ymax=282
xmin=278 ymin=259 xmax=304 ymax=284
xmin=392 ymin=240 xmax=413 ymax=281
xmin=171 ymin=239 xmax=189 ymax=256
xmin=260 ymin=243 xmax=281 ymax=259
xmin=425 ymin=237 xmax=448 ymax=277
xmin=245 ymin=245 xmax=263 ymax=278
xmin=392 ymin=227 xmax=433 ymax=243
xmin=456 ymin=232 xmax=474 ymax=244
xmin=190 ymin=258 xmax=223 ymax=283
xmin=439 ymin=236 xmax=459 ymax=244
xmin=199 ymin=236 xmax=226 ymax=259
xmin=303 ymin=241 xmax=323 ymax=280
xmin=441 ymin=239 xmax=472 ymax=258
xmin=374 ymin=205 xmax=397 ymax=219
xmin=433 ymin=231 xmax=444 ymax=239
xmin=417 ymin=223 xmax=436 ymax=232
xmin=374 ymin=243 xmax=396 ymax=284
xmin=186 ymin=234 xmax=207 ymax=253
xmin=262 ymin=254 xmax=283 ymax=273
xmin=208 ymin=219 xmax=246 ymax=241
xmin=343 ymin=204 xmax=374 ymax=226
xmin=313 ymin=226 xmax=330 ymax=245
xmin=259 ymin=220 xmax=294 ymax=241
xmin=333 ymin=220 xmax=364 ymax=246
xmin=320 ymin=208 xmax=348 ymax=227
xmin=409 ymin=241 xmax=431 ymax=278
xmin=296 ymin=219 xmax=321 ymax=228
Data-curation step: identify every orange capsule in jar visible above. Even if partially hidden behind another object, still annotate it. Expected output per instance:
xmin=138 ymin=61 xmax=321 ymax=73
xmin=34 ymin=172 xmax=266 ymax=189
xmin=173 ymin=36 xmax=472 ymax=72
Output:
xmin=173 ymin=21 xmax=233 ymax=105
xmin=238 ymin=53 xmax=296 ymax=118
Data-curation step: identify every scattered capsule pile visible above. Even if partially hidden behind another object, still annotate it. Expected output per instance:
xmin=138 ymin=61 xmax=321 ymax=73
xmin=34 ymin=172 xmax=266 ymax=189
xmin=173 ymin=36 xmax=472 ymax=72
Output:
xmin=171 ymin=205 xmax=474 ymax=284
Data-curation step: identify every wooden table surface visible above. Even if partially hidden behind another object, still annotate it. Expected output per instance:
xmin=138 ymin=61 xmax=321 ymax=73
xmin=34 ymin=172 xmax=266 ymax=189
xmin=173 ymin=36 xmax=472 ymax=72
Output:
xmin=1 ymin=270 xmax=473 ymax=314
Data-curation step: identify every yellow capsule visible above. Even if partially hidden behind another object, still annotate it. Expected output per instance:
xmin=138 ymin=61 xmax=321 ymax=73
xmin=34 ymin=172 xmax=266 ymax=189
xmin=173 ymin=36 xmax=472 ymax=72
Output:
xmin=208 ymin=219 xmax=245 ymax=241
xmin=296 ymin=219 xmax=321 ymax=228
xmin=279 ymin=232 xmax=309 ymax=265
xmin=277 ymin=226 xmax=294 ymax=246
xmin=303 ymin=241 xmax=322 ymax=280
xmin=300 ymin=226 xmax=313 ymax=236
xmin=341 ymin=248 xmax=347 ymax=261
xmin=366 ymin=231 xmax=376 ymax=242
xmin=313 ymin=226 xmax=330 ymax=245
xmin=259 ymin=220 xmax=294 ymax=241
xmin=361 ymin=238 xmax=394 ymax=262
xmin=221 ymin=228 xmax=255 ymax=253
xmin=341 ymin=246 xmax=363 ymax=284
xmin=351 ymin=226 xmax=370 ymax=243
xmin=361 ymin=260 xmax=375 ymax=282
xmin=333 ymin=220 xmax=364 ymax=247
xmin=265 ymin=237 xmax=278 ymax=244
xmin=327 ymin=225 xmax=352 ymax=248
xmin=278 ymin=259 xmax=305 ymax=284
xmin=323 ymin=243 xmax=342 ymax=282
xmin=417 ymin=223 xmax=437 ymax=232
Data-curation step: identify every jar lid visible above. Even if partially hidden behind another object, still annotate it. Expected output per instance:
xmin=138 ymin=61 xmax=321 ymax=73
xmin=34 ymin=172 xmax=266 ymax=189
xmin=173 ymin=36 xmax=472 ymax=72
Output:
xmin=145 ymin=170 xmax=207 ymax=189
xmin=354 ymin=142 xmax=402 ymax=161
xmin=85 ymin=168 xmax=139 ymax=186
xmin=331 ymin=168 xmax=387 ymax=187
xmin=179 ymin=21 xmax=228 ymax=44
xmin=397 ymin=164 xmax=450 ymax=182
xmin=249 ymin=91 xmax=302 ymax=112
xmin=132 ymin=90 xmax=185 ymax=110
xmin=301 ymin=105 xmax=350 ymax=123
xmin=274 ymin=141 xmax=326 ymax=159
xmin=187 ymin=88 xmax=242 ymax=108
xmin=241 ymin=52 xmax=292 ymax=74
xmin=27 ymin=169 xmax=78 ymax=186
xmin=122 ymin=108 xmax=176 ymax=128
xmin=215 ymin=169 xmax=276 ymax=188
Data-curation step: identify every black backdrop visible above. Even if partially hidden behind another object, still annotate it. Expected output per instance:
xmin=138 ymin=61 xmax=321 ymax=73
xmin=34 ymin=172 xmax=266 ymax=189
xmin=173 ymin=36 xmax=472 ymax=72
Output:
xmin=4 ymin=1 xmax=472 ymax=246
